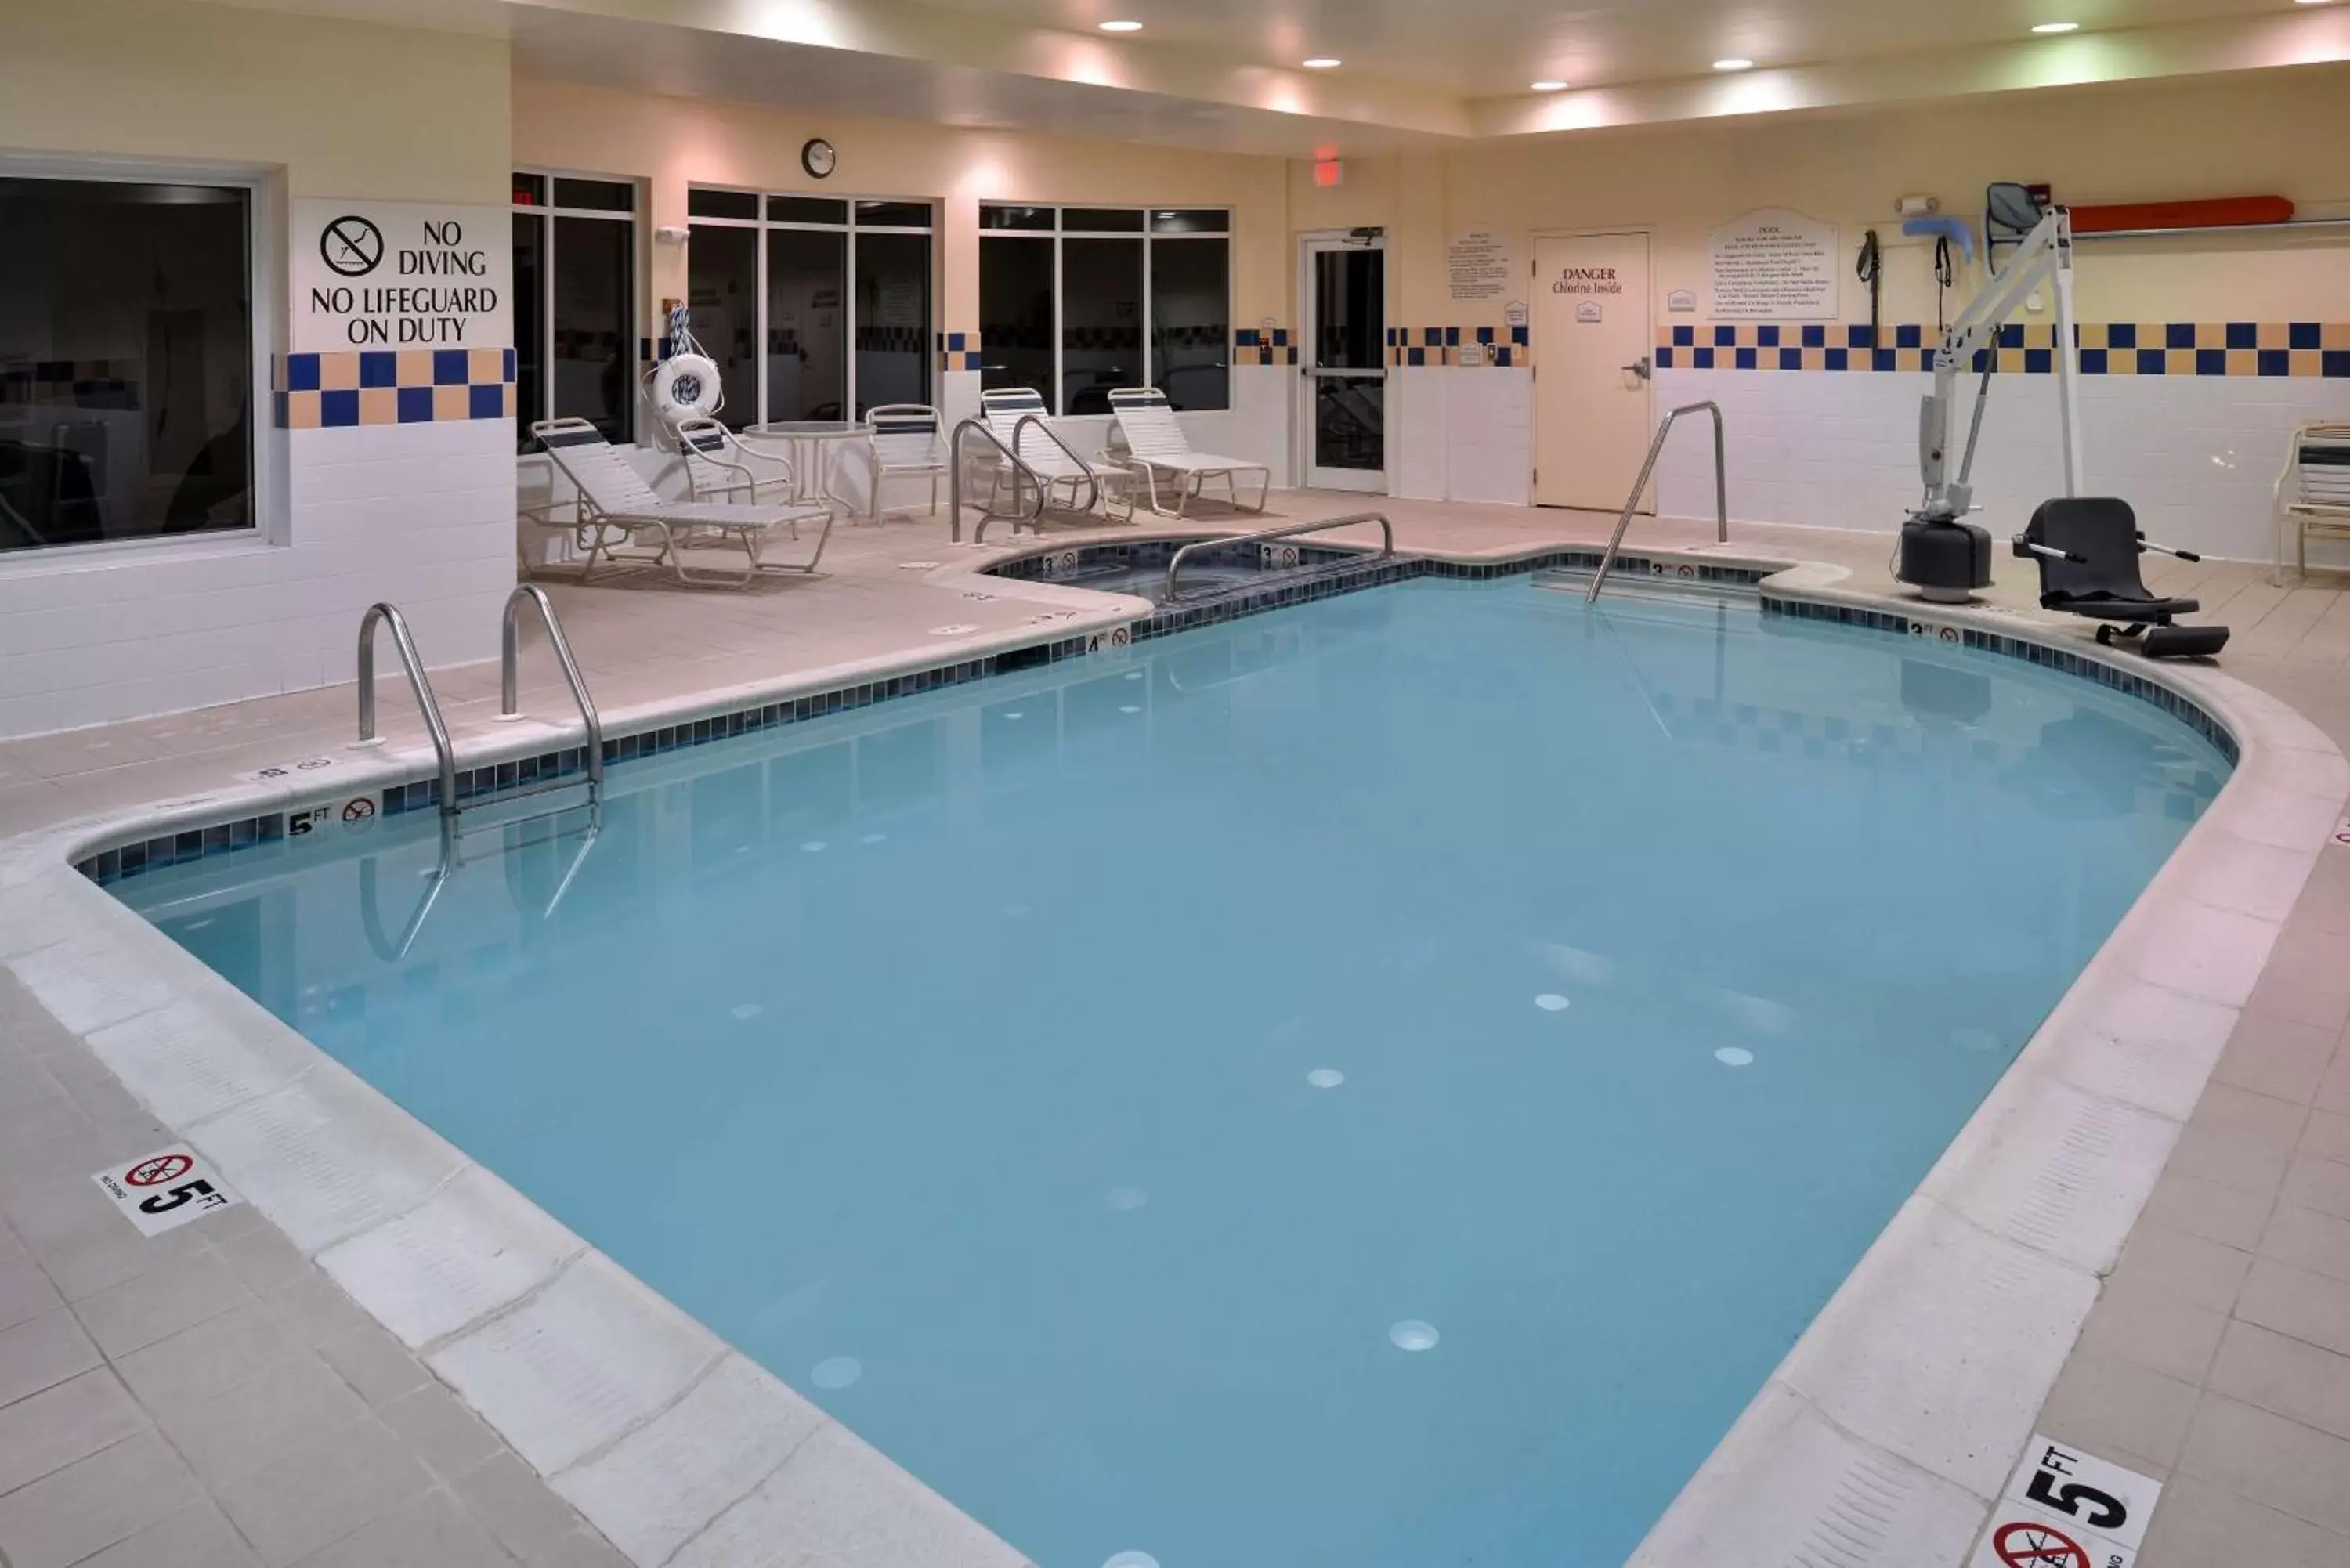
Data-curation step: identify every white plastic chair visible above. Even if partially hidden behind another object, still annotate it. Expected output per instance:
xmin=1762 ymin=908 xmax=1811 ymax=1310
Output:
xmin=978 ymin=388 xmax=1102 ymax=518
xmin=864 ymin=404 xmax=947 ymax=525
xmin=674 ymin=417 xmax=806 ymax=539
xmin=1105 ymin=388 xmax=1270 ymax=517
xmin=2274 ymin=421 xmax=2350 ymax=584
xmin=530 ymin=418 xmax=832 ymax=587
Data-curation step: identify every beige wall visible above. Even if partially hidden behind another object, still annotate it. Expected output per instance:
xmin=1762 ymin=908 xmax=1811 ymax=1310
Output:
xmin=512 ymin=77 xmax=1292 ymax=331
xmin=1294 ymin=64 xmax=2350 ymax=334
xmin=0 ymin=0 xmax=509 ymax=202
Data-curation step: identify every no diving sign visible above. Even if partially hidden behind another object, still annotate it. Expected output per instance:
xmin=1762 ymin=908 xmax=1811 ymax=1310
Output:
xmin=92 ymin=1146 xmax=240 ymax=1237
xmin=1970 ymin=1434 xmax=2162 ymax=1568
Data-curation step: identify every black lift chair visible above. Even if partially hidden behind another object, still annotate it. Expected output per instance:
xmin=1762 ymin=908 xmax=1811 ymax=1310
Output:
xmin=2012 ymin=497 xmax=2231 ymax=659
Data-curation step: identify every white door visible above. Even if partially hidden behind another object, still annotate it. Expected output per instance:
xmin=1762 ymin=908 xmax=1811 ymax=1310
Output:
xmin=1300 ymin=236 xmax=1387 ymax=492
xmin=1533 ymin=232 xmax=1654 ymax=511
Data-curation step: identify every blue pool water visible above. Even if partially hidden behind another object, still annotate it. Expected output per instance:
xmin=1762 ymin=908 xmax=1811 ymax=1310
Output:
xmin=121 ymin=582 xmax=2226 ymax=1568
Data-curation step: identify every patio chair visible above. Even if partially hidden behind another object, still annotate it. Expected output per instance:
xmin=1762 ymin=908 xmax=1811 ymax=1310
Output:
xmin=864 ymin=404 xmax=948 ymax=525
xmin=674 ymin=417 xmax=807 ymax=540
xmin=978 ymin=388 xmax=1103 ymax=521
xmin=2273 ymin=421 xmax=2350 ymax=585
xmin=530 ymin=418 xmax=833 ymax=587
xmin=1106 ymin=388 xmax=1270 ymax=517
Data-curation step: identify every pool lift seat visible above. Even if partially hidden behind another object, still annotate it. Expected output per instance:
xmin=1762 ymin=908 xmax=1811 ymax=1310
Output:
xmin=2012 ymin=497 xmax=2230 ymax=659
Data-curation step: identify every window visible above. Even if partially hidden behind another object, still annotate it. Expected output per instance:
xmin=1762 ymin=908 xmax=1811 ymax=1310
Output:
xmin=686 ymin=190 xmax=932 ymax=429
xmin=978 ymin=206 xmax=1230 ymax=414
xmin=512 ymin=172 xmax=638 ymax=451
xmin=0 ymin=175 xmax=253 ymax=553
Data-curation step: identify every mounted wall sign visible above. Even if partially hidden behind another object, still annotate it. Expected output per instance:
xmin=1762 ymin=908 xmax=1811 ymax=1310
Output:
xmin=1709 ymin=208 xmax=1839 ymax=320
xmin=291 ymin=199 xmax=511 ymax=352
xmin=1667 ymin=288 xmax=1697 ymax=313
xmin=1447 ymin=226 xmax=1513 ymax=302
xmin=802 ymin=139 xmax=837 ymax=179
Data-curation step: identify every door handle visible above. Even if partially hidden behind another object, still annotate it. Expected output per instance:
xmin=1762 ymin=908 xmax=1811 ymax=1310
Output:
xmin=1622 ymin=356 xmax=1653 ymax=381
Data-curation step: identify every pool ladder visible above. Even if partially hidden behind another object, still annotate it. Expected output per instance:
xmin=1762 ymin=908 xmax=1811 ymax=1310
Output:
xmin=1585 ymin=402 xmax=1730 ymax=602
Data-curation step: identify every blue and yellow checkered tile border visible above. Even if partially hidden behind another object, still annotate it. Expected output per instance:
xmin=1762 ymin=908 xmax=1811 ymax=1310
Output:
xmin=938 ymin=331 xmax=985 ymax=373
xmin=1382 ymin=326 xmax=1531 ymax=367
xmin=275 ymin=349 xmax=515 ymax=428
xmin=1654 ymin=322 xmax=2350 ymax=375
xmin=1235 ymin=327 xmax=1296 ymax=366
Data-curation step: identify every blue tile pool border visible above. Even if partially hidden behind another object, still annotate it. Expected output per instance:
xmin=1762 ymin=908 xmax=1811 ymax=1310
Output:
xmin=73 ymin=554 xmax=2235 ymax=887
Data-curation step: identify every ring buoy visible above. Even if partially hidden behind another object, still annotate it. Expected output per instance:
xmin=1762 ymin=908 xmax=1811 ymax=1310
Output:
xmin=652 ymin=353 xmax=722 ymax=423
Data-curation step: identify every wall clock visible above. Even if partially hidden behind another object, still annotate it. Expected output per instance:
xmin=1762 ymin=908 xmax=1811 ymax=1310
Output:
xmin=801 ymin=139 xmax=837 ymax=179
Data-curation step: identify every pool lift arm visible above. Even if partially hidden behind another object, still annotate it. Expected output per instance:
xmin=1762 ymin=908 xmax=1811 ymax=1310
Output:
xmin=1899 ymin=190 xmax=2085 ymax=602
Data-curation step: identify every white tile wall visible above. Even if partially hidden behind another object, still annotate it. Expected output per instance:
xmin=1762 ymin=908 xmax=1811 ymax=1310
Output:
xmin=1389 ymin=366 xmax=1531 ymax=507
xmin=1653 ymin=367 xmax=2350 ymax=568
xmin=0 ymin=420 xmax=516 ymax=739
xmin=1390 ymin=365 xmax=1448 ymax=502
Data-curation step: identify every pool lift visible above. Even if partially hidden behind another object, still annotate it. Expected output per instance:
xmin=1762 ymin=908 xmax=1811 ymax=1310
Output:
xmin=1896 ymin=183 xmax=2229 ymax=657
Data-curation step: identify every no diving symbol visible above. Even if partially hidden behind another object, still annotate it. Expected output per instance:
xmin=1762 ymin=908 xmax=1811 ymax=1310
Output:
xmin=125 ymin=1154 xmax=193 ymax=1188
xmin=320 ymin=215 xmax=385 ymax=277
xmin=1992 ymin=1520 xmax=2088 ymax=1568
xmin=341 ymin=797 xmax=378 ymax=822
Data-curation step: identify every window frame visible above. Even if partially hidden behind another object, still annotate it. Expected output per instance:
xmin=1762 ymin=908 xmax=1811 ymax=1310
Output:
xmin=978 ymin=205 xmax=1232 ymax=414
xmin=512 ymin=167 xmax=642 ymax=446
xmin=684 ymin=186 xmax=935 ymax=424
xmin=0 ymin=154 xmax=277 ymax=567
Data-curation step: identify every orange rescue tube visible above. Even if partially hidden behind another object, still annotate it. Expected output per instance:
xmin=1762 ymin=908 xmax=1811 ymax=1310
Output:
xmin=2066 ymin=196 xmax=2295 ymax=233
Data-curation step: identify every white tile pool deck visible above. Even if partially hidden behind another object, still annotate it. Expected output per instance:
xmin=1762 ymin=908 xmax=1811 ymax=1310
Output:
xmin=2 ymin=492 xmax=2347 ymax=1567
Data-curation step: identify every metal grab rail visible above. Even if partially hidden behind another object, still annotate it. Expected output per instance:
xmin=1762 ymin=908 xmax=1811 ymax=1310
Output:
xmin=1586 ymin=402 xmax=1729 ymax=603
xmin=356 ymin=603 xmax=459 ymax=816
xmin=1166 ymin=512 xmax=1394 ymax=601
xmin=1010 ymin=413 xmax=1101 ymax=522
xmin=500 ymin=585 xmax=605 ymax=806
xmin=946 ymin=417 xmax=1045 ymax=544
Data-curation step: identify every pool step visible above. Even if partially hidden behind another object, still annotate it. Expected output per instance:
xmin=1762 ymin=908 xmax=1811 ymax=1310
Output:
xmin=1531 ymin=566 xmax=1759 ymax=605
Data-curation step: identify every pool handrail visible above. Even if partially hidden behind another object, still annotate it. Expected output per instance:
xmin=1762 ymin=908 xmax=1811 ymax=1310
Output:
xmin=946 ymin=417 xmax=1046 ymax=544
xmin=1165 ymin=512 xmax=1394 ymax=602
xmin=500 ymin=584 xmax=605 ymax=808
xmin=356 ymin=602 xmax=459 ymax=816
xmin=1587 ymin=402 xmax=1729 ymax=603
xmin=1010 ymin=413 xmax=1102 ymax=522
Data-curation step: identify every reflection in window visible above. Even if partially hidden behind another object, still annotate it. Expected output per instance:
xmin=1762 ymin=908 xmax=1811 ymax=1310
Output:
xmin=687 ymin=224 xmax=760 ymax=432
xmin=855 ymin=232 xmax=931 ymax=412
xmin=0 ymin=177 xmax=252 ymax=552
xmin=513 ymin=173 xmax=638 ymax=448
xmin=766 ymin=228 xmax=848 ymax=422
xmin=976 ymin=207 xmax=1229 ymax=414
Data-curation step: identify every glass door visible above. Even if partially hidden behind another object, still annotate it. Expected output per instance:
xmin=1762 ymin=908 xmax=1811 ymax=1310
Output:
xmin=1302 ymin=237 xmax=1386 ymax=492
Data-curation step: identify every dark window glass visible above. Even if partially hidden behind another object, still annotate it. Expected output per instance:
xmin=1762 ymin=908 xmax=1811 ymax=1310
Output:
xmin=1151 ymin=237 xmax=1228 ymax=411
xmin=686 ymin=224 xmax=760 ymax=429
xmin=978 ymin=236 xmax=1054 ymax=405
xmin=1062 ymin=237 xmax=1141 ymax=414
xmin=552 ymin=215 xmax=633 ymax=443
xmin=512 ymin=212 xmax=544 ymax=451
xmin=1313 ymin=247 xmax=1382 ymax=369
xmin=687 ymin=188 xmax=759 ymax=221
xmin=854 ymin=231 xmax=931 ymax=414
xmin=1150 ymin=208 xmax=1228 ymax=233
xmin=1065 ymin=208 xmax=1144 ymax=233
xmin=855 ymin=201 xmax=931 ymax=230
xmin=765 ymin=228 xmax=847 ymax=421
xmin=511 ymin=172 xmax=546 ymax=207
xmin=552 ymin=178 xmax=634 ymax=214
xmin=0 ymin=178 xmax=251 ymax=552
xmin=768 ymin=196 xmax=848 ymax=226
xmin=979 ymin=204 xmax=1054 ymax=232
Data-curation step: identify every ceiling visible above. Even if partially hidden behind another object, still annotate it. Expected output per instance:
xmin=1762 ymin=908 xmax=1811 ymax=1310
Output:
xmin=909 ymin=0 xmax=2321 ymax=97
xmin=216 ymin=0 xmax=2350 ymax=153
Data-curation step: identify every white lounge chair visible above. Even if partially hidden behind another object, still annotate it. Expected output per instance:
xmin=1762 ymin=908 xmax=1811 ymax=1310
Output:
xmin=530 ymin=417 xmax=833 ymax=587
xmin=2274 ymin=421 xmax=2350 ymax=585
xmin=1107 ymin=388 xmax=1270 ymax=517
xmin=978 ymin=388 xmax=1103 ymax=522
xmin=865 ymin=404 xmax=948 ymax=525
xmin=674 ymin=417 xmax=808 ymax=539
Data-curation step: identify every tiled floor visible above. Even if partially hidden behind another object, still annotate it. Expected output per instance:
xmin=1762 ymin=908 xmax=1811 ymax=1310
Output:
xmin=2 ymin=490 xmax=2347 ymax=1566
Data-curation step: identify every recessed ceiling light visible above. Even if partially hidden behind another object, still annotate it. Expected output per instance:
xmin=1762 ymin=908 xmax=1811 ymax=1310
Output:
xmin=1098 ymin=19 xmax=1141 ymax=31
xmin=1302 ymin=57 xmax=1342 ymax=69
xmin=1531 ymin=79 xmax=1570 ymax=92
xmin=1712 ymin=57 xmax=1755 ymax=71
xmin=2031 ymin=20 xmax=2080 ymax=33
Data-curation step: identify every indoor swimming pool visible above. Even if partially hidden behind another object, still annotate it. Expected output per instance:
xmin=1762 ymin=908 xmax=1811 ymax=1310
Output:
xmin=117 ymin=581 xmax=2229 ymax=1568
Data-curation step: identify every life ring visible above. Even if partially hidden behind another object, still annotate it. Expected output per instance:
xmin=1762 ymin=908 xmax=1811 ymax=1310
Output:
xmin=651 ymin=353 xmax=722 ymax=424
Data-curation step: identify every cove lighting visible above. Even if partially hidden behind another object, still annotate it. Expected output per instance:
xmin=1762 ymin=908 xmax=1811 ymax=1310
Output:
xmin=2031 ymin=21 xmax=2081 ymax=33
xmin=1712 ymin=57 xmax=1755 ymax=71
xmin=1302 ymin=57 xmax=1342 ymax=69
xmin=1531 ymin=79 xmax=1569 ymax=92
xmin=1097 ymin=20 xmax=1142 ymax=31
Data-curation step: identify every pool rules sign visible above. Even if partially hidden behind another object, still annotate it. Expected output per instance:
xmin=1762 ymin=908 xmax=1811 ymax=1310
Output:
xmin=1970 ymin=1434 xmax=2162 ymax=1568
xmin=293 ymin=199 xmax=510 ymax=352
